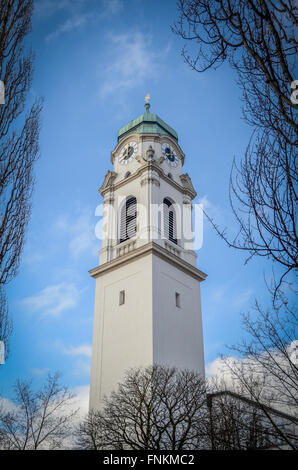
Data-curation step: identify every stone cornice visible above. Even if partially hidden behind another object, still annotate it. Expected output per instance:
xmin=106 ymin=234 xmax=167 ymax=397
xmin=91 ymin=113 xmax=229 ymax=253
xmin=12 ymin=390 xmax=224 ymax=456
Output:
xmin=89 ymin=242 xmax=207 ymax=282
xmin=99 ymin=162 xmax=196 ymax=199
xmin=99 ymin=170 xmax=117 ymax=195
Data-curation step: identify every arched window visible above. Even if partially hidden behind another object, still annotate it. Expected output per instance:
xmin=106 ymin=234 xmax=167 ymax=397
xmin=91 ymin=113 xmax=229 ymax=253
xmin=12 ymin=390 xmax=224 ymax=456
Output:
xmin=125 ymin=171 xmax=131 ymax=179
xmin=163 ymin=198 xmax=177 ymax=244
xmin=119 ymin=196 xmax=137 ymax=243
xmin=168 ymin=173 xmax=173 ymax=179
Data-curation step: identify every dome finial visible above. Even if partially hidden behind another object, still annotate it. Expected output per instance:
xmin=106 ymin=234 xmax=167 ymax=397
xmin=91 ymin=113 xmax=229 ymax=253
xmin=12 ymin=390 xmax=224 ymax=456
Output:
xmin=144 ymin=93 xmax=150 ymax=112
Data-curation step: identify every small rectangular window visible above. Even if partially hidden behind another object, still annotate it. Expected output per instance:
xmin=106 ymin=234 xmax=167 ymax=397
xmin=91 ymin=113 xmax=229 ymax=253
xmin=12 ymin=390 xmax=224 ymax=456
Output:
xmin=119 ymin=290 xmax=125 ymax=305
xmin=175 ymin=292 xmax=181 ymax=308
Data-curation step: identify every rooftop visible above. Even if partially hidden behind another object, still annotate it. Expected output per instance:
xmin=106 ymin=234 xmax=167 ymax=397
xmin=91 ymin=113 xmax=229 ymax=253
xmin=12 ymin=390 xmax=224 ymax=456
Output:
xmin=117 ymin=102 xmax=178 ymax=143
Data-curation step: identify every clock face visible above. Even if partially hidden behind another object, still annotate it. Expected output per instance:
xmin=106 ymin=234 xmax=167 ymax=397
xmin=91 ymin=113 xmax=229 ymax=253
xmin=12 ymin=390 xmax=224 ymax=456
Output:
xmin=162 ymin=142 xmax=179 ymax=167
xmin=118 ymin=141 xmax=138 ymax=165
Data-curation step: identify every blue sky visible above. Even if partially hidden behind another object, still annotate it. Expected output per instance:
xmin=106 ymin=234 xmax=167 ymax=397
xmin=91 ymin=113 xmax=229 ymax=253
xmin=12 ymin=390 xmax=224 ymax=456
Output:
xmin=0 ymin=0 xmax=287 ymax=402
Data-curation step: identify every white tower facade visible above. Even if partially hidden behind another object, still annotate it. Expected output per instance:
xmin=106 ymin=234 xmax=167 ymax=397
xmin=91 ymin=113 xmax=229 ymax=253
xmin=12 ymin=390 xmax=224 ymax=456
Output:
xmin=89 ymin=102 xmax=207 ymax=410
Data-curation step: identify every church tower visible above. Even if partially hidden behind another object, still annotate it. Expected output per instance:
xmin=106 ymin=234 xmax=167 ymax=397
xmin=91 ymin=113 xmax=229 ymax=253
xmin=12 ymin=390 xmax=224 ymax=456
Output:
xmin=89 ymin=99 xmax=207 ymax=410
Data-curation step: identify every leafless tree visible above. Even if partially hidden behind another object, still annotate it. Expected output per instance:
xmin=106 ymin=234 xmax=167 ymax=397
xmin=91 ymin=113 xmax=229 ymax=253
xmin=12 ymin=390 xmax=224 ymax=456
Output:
xmin=173 ymin=1 xmax=297 ymax=290
xmin=0 ymin=288 xmax=12 ymax=363
xmin=0 ymin=372 xmax=77 ymax=450
xmin=173 ymin=0 xmax=298 ymax=448
xmin=76 ymin=407 xmax=107 ymax=450
xmin=206 ymin=389 xmax=281 ymax=450
xmin=77 ymin=365 xmax=208 ymax=450
xmin=217 ymin=289 xmax=298 ymax=449
xmin=77 ymin=365 xmax=296 ymax=450
xmin=0 ymin=0 xmax=42 ymax=355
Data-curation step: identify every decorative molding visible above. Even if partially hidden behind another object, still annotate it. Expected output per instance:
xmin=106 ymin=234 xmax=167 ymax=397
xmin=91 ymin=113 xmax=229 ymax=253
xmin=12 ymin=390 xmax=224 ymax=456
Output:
xmin=183 ymin=194 xmax=192 ymax=205
xmin=140 ymin=168 xmax=160 ymax=187
xmin=136 ymin=154 xmax=145 ymax=165
xmin=116 ymin=239 xmax=137 ymax=257
xmin=99 ymin=171 xmax=117 ymax=195
xmin=140 ymin=178 xmax=160 ymax=187
xmin=100 ymin=162 xmax=196 ymax=199
xmin=104 ymin=195 xmax=115 ymax=204
xmin=164 ymin=240 xmax=181 ymax=257
xmin=89 ymin=242 xmax=207 ymax=282
xmin=144 ymin=144 xmax=155 ymax=162
xmin=180 ymin=173 xmax=196 ymax=196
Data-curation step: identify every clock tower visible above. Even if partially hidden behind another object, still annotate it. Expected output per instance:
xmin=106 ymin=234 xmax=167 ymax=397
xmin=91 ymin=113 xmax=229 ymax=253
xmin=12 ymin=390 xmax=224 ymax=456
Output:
xmin=89 ymin=100 xmax=207 ymax=410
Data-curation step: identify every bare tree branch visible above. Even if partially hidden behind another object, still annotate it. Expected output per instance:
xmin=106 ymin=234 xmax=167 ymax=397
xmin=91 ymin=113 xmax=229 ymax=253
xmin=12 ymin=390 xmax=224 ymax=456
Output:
xmin=0 ymin=287 xmax=12 ymax=362
xmin=0 ymin=0 xmax=43 ymax=357
xmin=77 ymin=366 xmax=208 ymax=450
xmin=173 ymin=0 xmax=298 ymax=290
xmin=0 ymin=372 xmax=78 ymax=450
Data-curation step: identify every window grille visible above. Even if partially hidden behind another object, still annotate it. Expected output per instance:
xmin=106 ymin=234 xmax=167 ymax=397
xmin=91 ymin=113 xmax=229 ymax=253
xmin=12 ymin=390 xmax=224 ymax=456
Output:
xmin=163 ymin=198 xmax=177 ymax=244
xmin=119 ymin=196 xmax=137 ymax=243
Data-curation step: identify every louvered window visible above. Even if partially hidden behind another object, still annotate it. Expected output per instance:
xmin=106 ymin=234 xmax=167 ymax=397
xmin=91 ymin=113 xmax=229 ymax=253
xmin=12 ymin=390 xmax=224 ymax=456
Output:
xmin=119 ymin=196 xmax=137 ymax=243
xmin=163 ymin=198 xmax=177 ymax=244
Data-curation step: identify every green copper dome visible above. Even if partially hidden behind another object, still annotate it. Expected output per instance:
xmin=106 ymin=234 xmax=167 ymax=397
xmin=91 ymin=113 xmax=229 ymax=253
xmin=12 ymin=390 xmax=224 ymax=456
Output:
xmin=117 ymin=103 xmax=178 ymax=143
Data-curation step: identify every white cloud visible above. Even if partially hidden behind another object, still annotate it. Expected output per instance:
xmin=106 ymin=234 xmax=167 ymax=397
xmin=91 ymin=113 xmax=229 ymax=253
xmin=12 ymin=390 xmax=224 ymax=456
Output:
xmin=62 ymin=344 xmax=92 ymax=357
xmin=198 ymin=194 xmax=213 ymax=210
xmin=21 ymin=282 xmax=80 ymax=317
xmin=198 ymin=194 xmax=245 ymax=245
xmin=98 ymin=32 xmax=168 ymax=99
xmin=207 ymin=343 xmax=298 ymax=381
xmin=0 ymin=384 xmax=90 ymax=418
xmin=30 ymin=368 xmax=49 ymax=375
xmin=55 ymin=341 xmax=92 ymax=377
xmin=103 ymin=0 xmax=123 ymax=16
xmin=0 ymin=397 xmax=18 ymax=414
xmin=94 ymin=0 xmax=123 ymax=20
xmin=42 ymin=0 xmax=123 ymax=42
xmin=70 ymin=384 xmax=90 ymax=419
xmin=22 ymin=248 xmax=45 ymax=267
xmin=64 ymin=384 xmax=90 ymax=448
xmin=55 ymin=207 xmax=99 ymax=258
xmin=198 ymin=194 xmax=227 ymax=227
xmin=35 ymin=0 xmax=74 ymax=18
xmin=209 ymin=285 xmax=253 ymax=307
xmin=206 ymin=356 xmax=238 ymax=384
xmin=45 ymin=13 xmax=91 ymax=42
xmin=232 ymin=289 xmax=253 ymax=307
xmin=0 ymin=384 xmax=90 ymax=449
xmin=206 ymin=341 xmax=298 ymax=415
xmin=210 ymin=286 xmax=226 ymax=303
xmin=71 ymin=358 xmax=91 ymax=377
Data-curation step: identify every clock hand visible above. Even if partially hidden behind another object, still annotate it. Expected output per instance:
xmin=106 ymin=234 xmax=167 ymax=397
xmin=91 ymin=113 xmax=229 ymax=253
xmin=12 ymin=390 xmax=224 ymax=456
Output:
xmin=121 ymin=145 xmax=129 ymax=161
xmin=124 ymin=144 xmax=129 ymax=158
